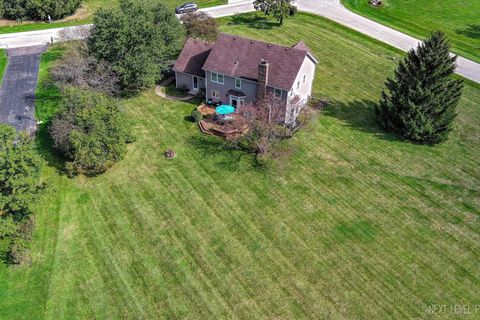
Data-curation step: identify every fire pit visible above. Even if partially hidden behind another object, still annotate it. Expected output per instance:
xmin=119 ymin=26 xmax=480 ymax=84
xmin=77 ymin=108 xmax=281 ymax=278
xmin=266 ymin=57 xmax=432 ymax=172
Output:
xmin=165 ymin=149 xmax=177 ymax=159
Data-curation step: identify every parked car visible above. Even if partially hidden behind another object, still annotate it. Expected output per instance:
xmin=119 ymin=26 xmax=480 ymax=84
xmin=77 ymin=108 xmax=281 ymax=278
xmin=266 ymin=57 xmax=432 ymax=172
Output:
xmin=175 ymin=3 xmax=198 ymax=14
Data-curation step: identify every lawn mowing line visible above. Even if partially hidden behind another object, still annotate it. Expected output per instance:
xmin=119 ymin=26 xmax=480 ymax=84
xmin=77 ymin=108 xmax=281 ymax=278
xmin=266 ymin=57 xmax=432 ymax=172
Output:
xmin=33 ymin=178 xmax=69 ymax=319
xmin=90 ymin=183 xmax=175 ymax=318
xmin=174 ymin=155 xmax=332 ymax=318
xmin=42 ymin=186 xmax=89 ymax=318
xmin=288 ymin=166 xmax=416 ymax=313
xmin=150 ymin=167 xmax=269 ymax=318
xmin=157 ymin=162 xmax=311 ymax=318
xmin=133 ymin=153 xmax=268 ymax=318
xmin=346 ymin=170 xmax=480 ymax=304
xmin=129 ymin=176 xmax=241 ymax=319
xmin=85 ymin=193 xmax=149 ymax=318
xmin=296 ymin=133 xmax=468 ymax=316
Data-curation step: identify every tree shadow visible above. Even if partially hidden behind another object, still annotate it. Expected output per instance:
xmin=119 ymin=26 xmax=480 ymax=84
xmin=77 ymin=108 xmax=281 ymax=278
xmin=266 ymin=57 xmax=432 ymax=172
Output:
xmin=323 ymin=99 xmax=400 ymax=142
xmin=187 ymin=135 xmax=266 ymax=172
xmin=34 ymin=123 xmax=67 ymax=174
xmin=227 ymin=13 xmax=279 ymax=30
xmin=456 ymin=25 xmax=480 ymax=39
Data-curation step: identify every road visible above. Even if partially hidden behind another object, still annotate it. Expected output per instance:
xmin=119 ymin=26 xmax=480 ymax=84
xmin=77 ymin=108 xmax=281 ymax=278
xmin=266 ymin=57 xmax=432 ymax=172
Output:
xmin=0 ymin=0 xmax=478 ymax=83
xmin=0 ymin=45 xmax=46 ymax=134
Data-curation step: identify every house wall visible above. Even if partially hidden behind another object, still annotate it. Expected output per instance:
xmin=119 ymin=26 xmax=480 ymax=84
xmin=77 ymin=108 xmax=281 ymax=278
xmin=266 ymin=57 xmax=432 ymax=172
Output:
xmin=205 ymin=70 xmax=257 ymax=105
xmin=175 ymin=71 xmax=205 ymax=90
xmin=285 ymin=55 xmax=317 ymax=123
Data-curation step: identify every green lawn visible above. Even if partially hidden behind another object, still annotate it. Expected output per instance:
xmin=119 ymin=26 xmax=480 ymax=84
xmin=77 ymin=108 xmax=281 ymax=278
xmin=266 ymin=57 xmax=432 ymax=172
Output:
xmin=0 ymin=0 xmax=224 ymax=34
xmin=342 ymin=0 xmax=480 ymax=63
xmin=1 ymin=12 xmax=479 ymax=319
xmin=0 ymin=49 xmax=7 ymax=84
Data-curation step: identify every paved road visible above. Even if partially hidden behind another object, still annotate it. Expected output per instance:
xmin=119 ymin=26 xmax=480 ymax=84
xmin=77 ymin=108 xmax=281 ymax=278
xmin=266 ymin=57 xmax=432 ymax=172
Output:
xmin=0 ymin=45 xmax=47 ymax=134
xmin=0 ymin=0 xmax=478 ymax=83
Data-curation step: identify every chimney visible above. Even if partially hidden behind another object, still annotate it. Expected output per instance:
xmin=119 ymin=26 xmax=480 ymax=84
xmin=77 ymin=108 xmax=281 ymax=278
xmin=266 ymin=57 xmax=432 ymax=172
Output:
xmin=256 ymin=59 xmax=269 ymax=100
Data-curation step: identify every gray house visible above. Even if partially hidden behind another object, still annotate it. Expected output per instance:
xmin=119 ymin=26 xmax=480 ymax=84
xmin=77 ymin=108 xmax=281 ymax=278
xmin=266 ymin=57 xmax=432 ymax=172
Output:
xmin=173 ymin=33 xmax=318 ymax=123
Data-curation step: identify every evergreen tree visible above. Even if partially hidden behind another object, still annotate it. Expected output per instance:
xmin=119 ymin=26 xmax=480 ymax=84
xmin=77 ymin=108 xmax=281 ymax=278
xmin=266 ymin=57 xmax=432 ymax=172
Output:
xmin=376 ymin=31 xmax=463 ymax=144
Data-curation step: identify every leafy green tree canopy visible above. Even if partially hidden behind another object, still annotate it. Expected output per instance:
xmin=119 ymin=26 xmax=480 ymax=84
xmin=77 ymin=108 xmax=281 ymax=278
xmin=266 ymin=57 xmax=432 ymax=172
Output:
xmin=50 ymin=88 xmax=132 ymax=176
xmin=376 ymin=31 xmax=463 ymax=144
xmin=88 ymin=0 xmax=185 ymax=93
xmin=2 ymin=0 xmax=82 ymax=20
xmin=253 ymin=0 xmax=296 ymax=25
xmin=0 ymin=125 xmax=45 ymax=237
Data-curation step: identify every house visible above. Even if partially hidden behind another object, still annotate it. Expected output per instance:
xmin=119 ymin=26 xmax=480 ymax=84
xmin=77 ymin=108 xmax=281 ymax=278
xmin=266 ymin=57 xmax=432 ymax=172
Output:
xmin=173 ymin=33 xmax=318 ymax=124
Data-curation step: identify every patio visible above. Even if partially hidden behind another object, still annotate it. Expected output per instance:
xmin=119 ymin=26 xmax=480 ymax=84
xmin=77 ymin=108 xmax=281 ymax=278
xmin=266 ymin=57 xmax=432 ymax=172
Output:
xmin=196 ymin=103 xmax=249 ymax=139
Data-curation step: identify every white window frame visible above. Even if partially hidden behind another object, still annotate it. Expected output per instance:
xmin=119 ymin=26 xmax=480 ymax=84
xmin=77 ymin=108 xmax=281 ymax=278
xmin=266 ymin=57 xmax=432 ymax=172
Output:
xmin=211 ymin=72 xmax=224 ymax=84
xmin=235 ymin=77 xmax=242 ymax=89
xmin=212 ymin=90 xmax=220 ymax=99
xmin=274 ymin=88 xmax=283 ymax=99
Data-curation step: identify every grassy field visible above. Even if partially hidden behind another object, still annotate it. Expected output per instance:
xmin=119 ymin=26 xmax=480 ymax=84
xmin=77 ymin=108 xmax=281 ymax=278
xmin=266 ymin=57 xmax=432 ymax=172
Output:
xmin=0 ymin=12 xmax=479 ymax=319
xmin=0 ymin=49 xmax=6 ymax=84
xmin=342 ymin=0 xmax=480 ymax=63
xmin=0 ymin=0 xmax=223 ymax=34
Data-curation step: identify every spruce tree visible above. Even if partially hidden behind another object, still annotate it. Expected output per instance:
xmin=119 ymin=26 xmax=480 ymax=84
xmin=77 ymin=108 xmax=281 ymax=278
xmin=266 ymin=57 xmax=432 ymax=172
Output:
xmin=376 ymin=31 xmax=463 ymax=144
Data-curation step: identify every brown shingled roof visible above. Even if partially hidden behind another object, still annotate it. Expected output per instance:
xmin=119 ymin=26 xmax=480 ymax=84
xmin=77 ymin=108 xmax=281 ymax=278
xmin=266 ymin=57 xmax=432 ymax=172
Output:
xmin=173 ymin=38 xmax=213 ymax=78
xmin=202 ymin=33 xmax=314 ymax=90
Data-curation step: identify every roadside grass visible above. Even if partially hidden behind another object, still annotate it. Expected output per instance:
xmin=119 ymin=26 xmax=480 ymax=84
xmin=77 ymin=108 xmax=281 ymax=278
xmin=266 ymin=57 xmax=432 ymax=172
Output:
xmin=342 ymin=0 xmax=480 ymax=63
xmin=0 ymin=0 xmax=223 ymax=34
xmin=0 ymin=49 xmax=6 ymax=84
xmin=0 ymin=12 xmax=479 ymax=319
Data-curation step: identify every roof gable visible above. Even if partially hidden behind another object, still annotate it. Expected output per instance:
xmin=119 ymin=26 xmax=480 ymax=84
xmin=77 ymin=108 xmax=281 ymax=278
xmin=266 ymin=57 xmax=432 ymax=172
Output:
xmin=173 ymin=38 xmax=213 ymax=78
xmin=202 ymin=33 xmax=311 ymax=90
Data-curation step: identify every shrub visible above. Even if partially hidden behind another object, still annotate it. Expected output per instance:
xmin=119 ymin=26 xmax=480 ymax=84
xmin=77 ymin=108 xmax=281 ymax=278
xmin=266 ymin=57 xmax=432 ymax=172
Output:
xmin=3 ymin=0 xmax=82 ymax=21
xmin=7 ymin=216 xmax=35 ymax=265
xmin=180 ymin=12 xmax=219 ymax=42
xmin=191 ymin=110 xmax=203 ymax=122
xmin=88 ymin=0 xmax=185 ymax=93
xmin=50 ymin=88 xmax=132 ymax=176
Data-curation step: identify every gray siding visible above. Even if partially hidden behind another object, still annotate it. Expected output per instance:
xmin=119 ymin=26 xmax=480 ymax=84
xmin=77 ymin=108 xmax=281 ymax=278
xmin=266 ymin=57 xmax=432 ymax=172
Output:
xmin=175 ymin=71 xmax=205 ymax=90
xmin=205 ymin=71 xmax=257 ymax=105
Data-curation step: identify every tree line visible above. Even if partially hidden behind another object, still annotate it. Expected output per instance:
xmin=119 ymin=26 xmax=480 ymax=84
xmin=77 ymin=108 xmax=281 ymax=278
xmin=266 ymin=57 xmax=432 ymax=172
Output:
xmin=0 ymin=0 xmax=82 ymax=20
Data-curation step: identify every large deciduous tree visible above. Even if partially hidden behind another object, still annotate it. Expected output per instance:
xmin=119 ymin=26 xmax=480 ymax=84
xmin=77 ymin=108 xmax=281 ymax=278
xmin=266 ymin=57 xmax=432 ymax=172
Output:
xmin=253 ymin=0 xmax=296 ymax=25
xmin=0 ymin=125 xmax=45 ymax=238
xmin=88 ymin=0 xmax=185 ymax=93
xmin=376 ymin=31 xmax=463 ymax=144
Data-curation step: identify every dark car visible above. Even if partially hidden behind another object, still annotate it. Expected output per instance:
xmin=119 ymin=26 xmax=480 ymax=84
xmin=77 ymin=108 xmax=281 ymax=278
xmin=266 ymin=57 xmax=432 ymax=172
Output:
xmin=175 ymin=3 xmax=198 ymax=14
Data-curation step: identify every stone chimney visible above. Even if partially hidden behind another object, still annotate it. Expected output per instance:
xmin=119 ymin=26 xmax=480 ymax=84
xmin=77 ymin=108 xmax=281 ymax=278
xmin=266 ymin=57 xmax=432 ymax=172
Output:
xmin=256 ymin=59 xmax=269 ymax=100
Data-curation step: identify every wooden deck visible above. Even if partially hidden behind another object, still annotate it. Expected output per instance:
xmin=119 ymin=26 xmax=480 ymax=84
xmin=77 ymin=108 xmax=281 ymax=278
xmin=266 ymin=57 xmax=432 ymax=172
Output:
xmin=196 ymin=104 xmax=249 ymax=139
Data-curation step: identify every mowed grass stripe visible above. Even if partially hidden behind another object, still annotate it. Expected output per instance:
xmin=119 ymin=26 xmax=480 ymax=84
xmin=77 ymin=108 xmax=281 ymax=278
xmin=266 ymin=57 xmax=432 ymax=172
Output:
xmin=1 ymin=12 xmax=479 ymax=319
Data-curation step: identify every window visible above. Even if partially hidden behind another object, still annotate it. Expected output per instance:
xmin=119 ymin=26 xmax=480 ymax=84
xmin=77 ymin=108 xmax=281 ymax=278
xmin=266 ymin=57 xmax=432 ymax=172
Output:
xmin=297 ymin=81 xmax=300 ymax=89
xmin=235 ymin=77 xmax=241 ymax=89
xmin=212 ymin=90 xmax=220 ymax=99
xmin=303 ymin=74 xmax=306 ymax=83
xmin=211 ymin=72 xmax=224 ymax=84
xmin=274 ymin=88 xmax=282 ymax=99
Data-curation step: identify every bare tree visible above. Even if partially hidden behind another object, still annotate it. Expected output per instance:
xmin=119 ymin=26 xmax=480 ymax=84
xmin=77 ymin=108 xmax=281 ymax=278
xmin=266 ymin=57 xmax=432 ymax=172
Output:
xmin=51 ymin=44 xmax=120 ymax=96
xmin=231 ymin=93 xmax=287 ymax=161
xmin=57 ymin=25 xmax=92 ymax=43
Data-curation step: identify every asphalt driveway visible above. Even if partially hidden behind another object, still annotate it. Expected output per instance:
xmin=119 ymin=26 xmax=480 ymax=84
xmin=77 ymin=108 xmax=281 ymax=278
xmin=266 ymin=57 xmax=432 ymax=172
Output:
xmin=0 ymin=45 xmax=47 ymax=134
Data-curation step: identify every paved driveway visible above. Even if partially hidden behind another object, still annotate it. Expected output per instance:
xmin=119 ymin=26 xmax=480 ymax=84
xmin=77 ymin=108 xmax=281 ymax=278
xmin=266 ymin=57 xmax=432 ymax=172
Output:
xmin=0 ymin=45 xmax=47 ymax=134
